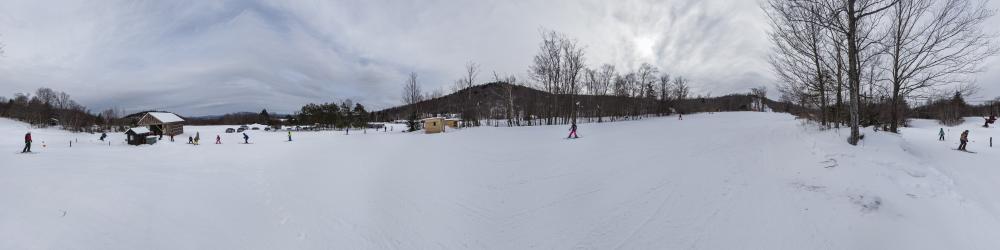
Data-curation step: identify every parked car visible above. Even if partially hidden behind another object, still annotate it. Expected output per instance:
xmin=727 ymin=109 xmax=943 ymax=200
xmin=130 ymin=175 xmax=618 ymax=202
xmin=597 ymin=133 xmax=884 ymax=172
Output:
xmin=225 ymin=128 xmax=236 ymax=133
xmin=237 ymin=128 xmax=246 ymax=132
xmin=252 ymin=127 xmax=260 ymax=130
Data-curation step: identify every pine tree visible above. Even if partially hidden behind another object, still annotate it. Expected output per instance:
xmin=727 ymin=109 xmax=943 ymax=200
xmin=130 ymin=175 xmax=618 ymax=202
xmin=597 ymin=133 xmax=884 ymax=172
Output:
xmin=406 ymin=112 xmax=419 ymax=132
xmin=259 ymin=109 xmax=271 ymax=125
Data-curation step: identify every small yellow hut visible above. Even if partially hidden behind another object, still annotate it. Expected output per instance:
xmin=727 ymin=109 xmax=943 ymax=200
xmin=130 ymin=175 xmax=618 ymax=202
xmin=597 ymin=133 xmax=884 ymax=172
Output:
xmin=422 ymin=117 xmax=445 ymax=134
xmin=445 ymin=118 xmax=461 ymax=128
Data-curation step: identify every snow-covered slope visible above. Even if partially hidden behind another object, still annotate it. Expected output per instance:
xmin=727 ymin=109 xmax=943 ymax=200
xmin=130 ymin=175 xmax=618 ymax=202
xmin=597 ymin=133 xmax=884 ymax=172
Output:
xmin=2 ymin=112 xmax=999 ymax=249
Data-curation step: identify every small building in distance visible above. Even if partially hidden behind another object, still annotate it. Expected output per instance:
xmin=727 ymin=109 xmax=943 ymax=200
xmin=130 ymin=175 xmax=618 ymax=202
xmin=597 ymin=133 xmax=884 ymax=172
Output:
xmin=444 ymin=118 xmax=461 ymax=128
xmin=366 ymin=122 xmax=385 ymax=129
xmin=138 ymin=112 xmax=185 ymax=136
xmin=422 ymin=117 xmax=446 ymax=134
xmin=125 ymin=127 xmax=153 ymax=145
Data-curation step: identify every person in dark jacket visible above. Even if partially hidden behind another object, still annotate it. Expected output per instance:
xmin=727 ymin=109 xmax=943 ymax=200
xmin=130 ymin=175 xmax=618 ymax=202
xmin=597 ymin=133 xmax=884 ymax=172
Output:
xmin=567 ymin=123 xmax=579 ymax=139
xmin=22 ymin=132 xmax=32 ymax=153
xmin=215 ymin=135 xmax=221 ymax=144
xmin=99 ymin=132 xmax=107 ymax=141
xmin=243 ymin=133 xmax=249 ymax=144
xmin=959 ymin=130 xmax=969 ymax=151
xmin=939 ymin=128 xmax=945 ymax=141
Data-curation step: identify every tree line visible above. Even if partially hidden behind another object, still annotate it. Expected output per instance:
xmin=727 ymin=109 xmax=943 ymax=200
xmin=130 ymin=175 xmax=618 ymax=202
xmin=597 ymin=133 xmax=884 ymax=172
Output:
xmin=0 ymin=88 xmax=105 ymax=132
xmin=384 ymin=30 xmax=712 ymax=128
xmin=294 ymin=100 xmax=373 ymax=129
xmin=764 ymin=0 xmax=998 ymax=145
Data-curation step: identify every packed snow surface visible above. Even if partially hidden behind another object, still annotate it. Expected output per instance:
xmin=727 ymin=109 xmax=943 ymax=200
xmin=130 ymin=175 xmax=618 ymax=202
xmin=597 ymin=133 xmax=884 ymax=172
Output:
xmin=2 ymin=112 xmax=1000 ymax=249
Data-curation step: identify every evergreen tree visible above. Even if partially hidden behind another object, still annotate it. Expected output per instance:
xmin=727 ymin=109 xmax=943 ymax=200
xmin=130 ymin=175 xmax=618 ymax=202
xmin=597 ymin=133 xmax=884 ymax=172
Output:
xmin=352 ymin=103 xmax=368 ymax=127
xmin=259 ymin=109 xmax=271 ymax=124
xmin=406 ymin=112 xmax=419 ymax=132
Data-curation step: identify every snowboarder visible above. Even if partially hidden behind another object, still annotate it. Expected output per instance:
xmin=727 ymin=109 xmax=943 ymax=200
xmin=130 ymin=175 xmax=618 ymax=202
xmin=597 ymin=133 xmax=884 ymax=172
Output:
xmin=959 ymin=130 xmax=970 ymax=151
xmin=939 ymin=128 xmax=945 ymax=141
xmin=215 ymin=135 xmax=221 ymax=144
xmin=568 ymin=123 xmax=579 ymax=139
xmin=243 ymin=133 xmax=249 ymax=144
xmin=99 ymin=132 xmax=107 ymax=141
xmin=287 ymin=131 xmax=292 ymax=141
xmin=22 ymin=132 xmax=32 ymax=153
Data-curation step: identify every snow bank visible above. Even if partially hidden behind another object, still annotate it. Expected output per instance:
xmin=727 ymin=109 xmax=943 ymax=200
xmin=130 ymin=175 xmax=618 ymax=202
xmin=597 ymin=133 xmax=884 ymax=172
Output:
xmin=2 ymin=113 xmax=999 ymax=249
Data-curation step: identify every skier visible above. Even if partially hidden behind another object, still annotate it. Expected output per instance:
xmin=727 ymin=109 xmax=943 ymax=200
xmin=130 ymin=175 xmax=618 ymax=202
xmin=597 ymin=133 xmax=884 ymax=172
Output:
xmin=243 ymin=133 xmax=249 ymax=144
xmin=99 ymin=132 xmax=107 ymax=141
xmin=678 ymin=113 xmax=683 ymax=120
xmin=287 ymin=131 xmax=292 ymax=142
xmin=215 ymin=135 xmax=221 ymax=144
xmin=567 ymin=123 xmax=579 ymax=139
xmin=170 ymin=134 xmax=174 ymax=142
xmin=959 ymin=130 xmax=969 ymax=151
xmin=194 ymin=132 xmax=200 ymax=145
xmin=188 ymin=136 xmax=193 ymax=144
xmin=22 ymin=132 xmax=32 ymax=153
xmin=938 ymin=128 xmax=945 ymax=141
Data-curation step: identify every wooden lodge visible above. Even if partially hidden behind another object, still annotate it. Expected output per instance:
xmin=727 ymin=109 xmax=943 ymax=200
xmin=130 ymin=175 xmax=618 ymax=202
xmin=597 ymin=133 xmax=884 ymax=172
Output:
xmin=137 ymin=112 xmax=185 ymax=136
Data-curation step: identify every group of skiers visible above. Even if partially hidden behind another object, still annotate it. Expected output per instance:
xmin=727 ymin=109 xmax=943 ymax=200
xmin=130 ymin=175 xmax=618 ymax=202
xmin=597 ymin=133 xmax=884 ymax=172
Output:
xmin=185 ymin=132 xmax=252 ymax=144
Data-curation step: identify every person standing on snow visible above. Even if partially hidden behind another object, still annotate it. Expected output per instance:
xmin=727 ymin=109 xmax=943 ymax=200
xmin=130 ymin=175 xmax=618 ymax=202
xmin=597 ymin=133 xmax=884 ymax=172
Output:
xmin=22 ymin=132 xmax=32 ymax=153
xmin=188 ymin=136 xmax=193 ymax=144
xmin=287 ymin=131 xmax=292 ymax=141
xmin=194 ymin=132 xmax=200 ymax=145
xmin=215 ymin=135 xmax=221 ymax=144
xmin=243 ymin=133 xmax=249 ymax=144
xmin=100 ymin=132 xmax=107 ymax=141
xmin=939 ymin=128 xmax=946 ymax=141
xmin=568 ymin=123 xmax=579 ymax=139
xmin=959 ymin=130 xmax=970 ymax=151
xmin=678 ymin=113 xmax=683 ymax=120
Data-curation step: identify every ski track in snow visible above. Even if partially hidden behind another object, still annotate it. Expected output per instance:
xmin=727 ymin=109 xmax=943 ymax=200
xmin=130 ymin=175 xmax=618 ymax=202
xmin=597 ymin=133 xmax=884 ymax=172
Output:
xmin=3 ymin=113 xmax=1000 ymax=249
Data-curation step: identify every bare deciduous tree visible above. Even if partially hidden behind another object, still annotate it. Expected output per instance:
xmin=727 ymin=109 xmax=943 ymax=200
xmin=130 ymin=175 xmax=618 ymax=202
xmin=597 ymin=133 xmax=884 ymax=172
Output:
xmin=885 ymin=0 xmax=997 ymax=132
xmin=402 ymin=72 xmax=423 ymax=106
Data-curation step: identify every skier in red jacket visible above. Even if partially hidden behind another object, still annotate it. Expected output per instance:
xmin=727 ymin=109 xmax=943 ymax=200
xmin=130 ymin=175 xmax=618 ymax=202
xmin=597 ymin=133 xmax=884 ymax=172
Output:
xmin=22 ymin=132 xmax=32 ymax=153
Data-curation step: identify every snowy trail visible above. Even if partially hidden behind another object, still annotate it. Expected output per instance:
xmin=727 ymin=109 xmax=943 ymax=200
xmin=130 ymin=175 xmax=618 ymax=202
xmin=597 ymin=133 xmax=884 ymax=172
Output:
xmin=3 ymin=113 xmax=1000 ymax=249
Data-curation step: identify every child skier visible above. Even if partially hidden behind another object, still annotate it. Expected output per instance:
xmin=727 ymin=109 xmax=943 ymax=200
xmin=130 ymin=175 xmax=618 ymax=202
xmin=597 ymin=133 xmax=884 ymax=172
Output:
xmin=194 ymin=132 xmax=200 ymax=145
xmin=959 ymin=130 xmax=970 ymax=151
xmin=22 ymin=132 xmax=32 ymax=153
xmin=243 ymin=133 xmax=250 ymax=144
xmin=188 ymin=136 xmax=193 ymax=144
xmin=215 ymin=135 xmax=221 ymax=144
xmin=939 ymin=128 xmax=945 ymax=141
xmin=568 ymin=123 xmax=579 ymax=139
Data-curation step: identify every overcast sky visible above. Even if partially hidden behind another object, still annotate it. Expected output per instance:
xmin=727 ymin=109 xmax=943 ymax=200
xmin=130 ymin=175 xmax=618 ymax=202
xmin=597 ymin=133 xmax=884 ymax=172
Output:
xmin=1 ymin=0 xmax=999 ymax=116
